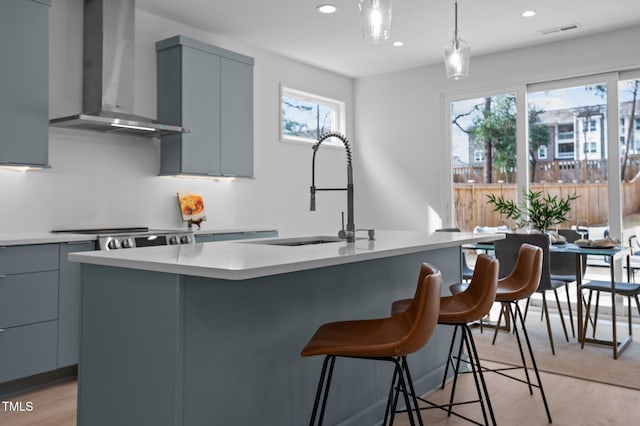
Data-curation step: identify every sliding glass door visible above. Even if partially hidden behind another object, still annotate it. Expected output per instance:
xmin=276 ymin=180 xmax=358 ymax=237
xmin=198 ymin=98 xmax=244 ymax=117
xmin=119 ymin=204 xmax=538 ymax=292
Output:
xmin=527 ymin=80 xmax=609 ymax=234
xmin=619 ymin=71 xmax=640 ymax=241
xmin=449 ymin=92 xmax=519 ymax=231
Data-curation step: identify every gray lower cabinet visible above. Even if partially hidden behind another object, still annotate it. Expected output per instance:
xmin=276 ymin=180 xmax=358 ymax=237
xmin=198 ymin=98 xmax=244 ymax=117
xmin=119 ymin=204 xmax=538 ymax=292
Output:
xmin=58 ymin=241 xmax=95 ymax=367
xmin=0 ymin=244 xmax=59 ymax=383
xmin=0 ymin=240 xmax=94 ymax=384
xmin=194 ymin=230 xmax=277 ymax=243
xmin=156 ymin=35 xmax=254 ymax=177
xmin=0 ymin=321 xmax=58 ymax=383
xmin=0 ymin=0 xmax=50 ymax=167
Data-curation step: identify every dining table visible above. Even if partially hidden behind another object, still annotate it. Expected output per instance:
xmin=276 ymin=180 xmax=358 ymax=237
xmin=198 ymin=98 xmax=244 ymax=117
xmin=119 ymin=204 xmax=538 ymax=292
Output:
xmin=466 ymin=239 xmax=631 ymax=359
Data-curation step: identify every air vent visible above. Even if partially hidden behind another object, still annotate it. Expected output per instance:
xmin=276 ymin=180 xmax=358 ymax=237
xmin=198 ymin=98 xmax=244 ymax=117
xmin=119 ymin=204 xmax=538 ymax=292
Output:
xmin=540 ymin=23 xmax=580 ymax=35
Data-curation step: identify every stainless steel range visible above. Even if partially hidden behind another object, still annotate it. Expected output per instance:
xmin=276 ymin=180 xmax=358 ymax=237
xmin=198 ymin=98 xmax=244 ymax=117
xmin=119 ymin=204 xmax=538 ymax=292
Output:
xmin=52 ymin=227 xmax=194 ymax=250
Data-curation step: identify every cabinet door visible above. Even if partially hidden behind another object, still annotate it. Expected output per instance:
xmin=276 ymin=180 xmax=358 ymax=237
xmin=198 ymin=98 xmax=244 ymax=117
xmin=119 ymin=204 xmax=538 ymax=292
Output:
xmin=0 ymin=243 xmax=58 ymax=274
xmin=181 ymin=47 xmax=222 ymax=175
xmin=0 ymin=0 xmax=49 ymax=166
xmin=0 ymin=321 xmax=58 ymax=383
xmin=0 ymin=271 xmax=58 ymax=328
xmin=58 ymin=241 xmax=95 ymax=367
xmin=221 ymin=57 xmax=253 ymax=177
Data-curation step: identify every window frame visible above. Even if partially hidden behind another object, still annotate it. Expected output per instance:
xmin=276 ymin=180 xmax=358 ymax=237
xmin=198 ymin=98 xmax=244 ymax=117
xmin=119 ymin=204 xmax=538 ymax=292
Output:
xmin=538 ymin=145 xmax=548 ymax=159
xmin=279 ymin=85 xmax=346 ymax=148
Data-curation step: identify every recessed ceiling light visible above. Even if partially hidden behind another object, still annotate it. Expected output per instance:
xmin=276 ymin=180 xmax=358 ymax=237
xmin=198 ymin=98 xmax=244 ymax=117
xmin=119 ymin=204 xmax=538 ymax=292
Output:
xmin=316 ymin=4 xmax=337 ymax=14
xmin=393 ymin=41 xmax=404 ymax=47
xmin=522 ymin=10 xmax=536 ymax=18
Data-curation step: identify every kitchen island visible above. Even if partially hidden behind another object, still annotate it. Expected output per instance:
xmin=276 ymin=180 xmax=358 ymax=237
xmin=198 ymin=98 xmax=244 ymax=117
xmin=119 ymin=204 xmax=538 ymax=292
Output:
xmin=69 ymin=230 xmax=502 ymax=426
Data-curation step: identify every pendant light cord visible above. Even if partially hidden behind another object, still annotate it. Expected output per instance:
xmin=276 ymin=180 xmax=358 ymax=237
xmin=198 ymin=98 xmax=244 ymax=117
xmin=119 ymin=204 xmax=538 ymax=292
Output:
xmin=454 ymin=0 xmax=459 ymax=49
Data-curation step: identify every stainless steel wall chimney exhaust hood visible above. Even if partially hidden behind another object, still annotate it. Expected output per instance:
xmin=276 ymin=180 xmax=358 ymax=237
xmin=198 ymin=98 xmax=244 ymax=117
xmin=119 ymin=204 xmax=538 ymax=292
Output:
xmin=49 ymin=0 xmax=189 ymax=138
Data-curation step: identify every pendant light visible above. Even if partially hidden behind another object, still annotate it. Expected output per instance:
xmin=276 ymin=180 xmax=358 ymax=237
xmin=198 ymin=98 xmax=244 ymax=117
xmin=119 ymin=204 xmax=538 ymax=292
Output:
xmin=443 ymin=0 xmax=470 ymax=80
xmin=358 ymin=0 xmax=393 ymax=44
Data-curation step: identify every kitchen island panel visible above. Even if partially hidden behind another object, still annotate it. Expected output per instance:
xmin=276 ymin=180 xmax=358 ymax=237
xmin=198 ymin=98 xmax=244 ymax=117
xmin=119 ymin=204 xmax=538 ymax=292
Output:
xmin=77 ymin=267 xmax=183 ymax=426
xmin=78 ymin=247 xmax=461 ymax=426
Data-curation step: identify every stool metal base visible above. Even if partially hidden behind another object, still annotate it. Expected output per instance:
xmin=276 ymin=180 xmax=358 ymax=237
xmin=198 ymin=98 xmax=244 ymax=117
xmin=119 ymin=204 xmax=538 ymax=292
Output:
xmin=446 ymin=303 xmax=553 ymax=424
xmin=308 ymin=354 xmax=423 ymax=426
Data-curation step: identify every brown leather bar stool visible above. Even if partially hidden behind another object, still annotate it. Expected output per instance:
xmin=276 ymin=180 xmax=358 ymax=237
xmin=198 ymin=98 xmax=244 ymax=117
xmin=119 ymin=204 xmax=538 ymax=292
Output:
xmin=301 ymin=264 xmax=442 ymax=426
xmin=489 ymin=243 xmax=553 ymax=423
xmin=391 ymin=254 xmax=499 ymax=426
xmin=443 ymin=243 xmax=553 ymax=424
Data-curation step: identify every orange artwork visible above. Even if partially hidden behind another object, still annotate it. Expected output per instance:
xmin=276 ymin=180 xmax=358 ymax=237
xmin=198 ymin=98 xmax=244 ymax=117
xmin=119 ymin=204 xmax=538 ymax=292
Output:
xmin=177 ymin=193 xmax=206 ymax=222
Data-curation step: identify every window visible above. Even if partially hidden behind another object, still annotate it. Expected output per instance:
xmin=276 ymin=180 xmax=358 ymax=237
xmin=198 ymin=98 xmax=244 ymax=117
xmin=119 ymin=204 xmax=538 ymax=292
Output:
xmin=449 ymin=92 xmax=517 ymax=230
xmin=620 ymin=74 xmax=640 ymax=235
xmin=557 ymin=141 xmax=575 ymax=158
xmin=557 ymin=124 xmax=574 ymax=140
xmin=280 ymin=86 xmax=345 ymax=147
xmin=538 ymin=145 xmax=548 ymax=159
xmin=446 ymin=72 xmax=638 ymax=261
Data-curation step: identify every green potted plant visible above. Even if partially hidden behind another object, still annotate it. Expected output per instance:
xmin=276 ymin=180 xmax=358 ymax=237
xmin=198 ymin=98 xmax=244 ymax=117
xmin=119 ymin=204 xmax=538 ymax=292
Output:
xmin=487 ymin=189 xmax=579 ymax=237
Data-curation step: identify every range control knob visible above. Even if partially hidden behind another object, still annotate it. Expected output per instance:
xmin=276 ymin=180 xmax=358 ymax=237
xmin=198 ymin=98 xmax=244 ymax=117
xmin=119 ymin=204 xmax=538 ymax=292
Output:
xmin=121 ymin=238 xmax=134 ymax=249
xmin=180 ymin=235 xmax=193 ymax=244
xmin=107 ymin=239 xmax=120 ymax=250
xmin=169 ymin=236 xmax=180 ymax=245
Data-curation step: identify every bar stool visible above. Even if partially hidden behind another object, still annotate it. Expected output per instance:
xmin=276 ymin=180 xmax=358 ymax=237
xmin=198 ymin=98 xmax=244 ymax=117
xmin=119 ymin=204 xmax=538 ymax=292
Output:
xmin=391 ymin=254 xmax=499 ymax=426
xmin=301 ymin=263 xmax=442 ymax=426
xmin=444 ymin=243 xmax=553 ymax=424
xmin=490 ymin=243 xmax=553 ymax=423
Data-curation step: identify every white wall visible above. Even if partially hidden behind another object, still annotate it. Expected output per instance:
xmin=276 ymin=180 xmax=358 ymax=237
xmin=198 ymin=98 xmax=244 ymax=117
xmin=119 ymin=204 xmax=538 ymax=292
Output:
xmin=3 ymin=1 xmax=638 ymax=237
xmin=0 ymin=0 xmax=354 ymax=235
xmin=354 ymin=25 xmax=640 ymax=232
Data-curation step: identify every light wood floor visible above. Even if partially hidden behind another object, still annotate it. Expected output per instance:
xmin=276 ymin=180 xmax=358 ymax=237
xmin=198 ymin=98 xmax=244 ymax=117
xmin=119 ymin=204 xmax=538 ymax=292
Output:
xmin=0 ymin=364 xmax=638 ymax=425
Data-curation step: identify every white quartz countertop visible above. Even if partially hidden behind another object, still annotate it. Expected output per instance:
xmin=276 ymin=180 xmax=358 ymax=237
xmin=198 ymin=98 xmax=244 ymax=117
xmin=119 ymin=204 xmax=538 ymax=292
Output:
xmin=69 ymin=230 xmax=504 ymax=280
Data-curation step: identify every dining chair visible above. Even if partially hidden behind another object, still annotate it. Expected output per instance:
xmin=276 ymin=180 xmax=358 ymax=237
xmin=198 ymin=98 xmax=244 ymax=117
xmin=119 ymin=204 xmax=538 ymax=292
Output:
xmin=494 ymin=233 xmax=572 ymax=355
xmin=547 ymin=228 xmax=586 ymax=338
xmin=435 ymin=228 xmax=474 ymax=281
xmin=580 ymin=279 xmax=640 ymax=349
xmin=627 ymin=234 xmax=640 ymax=283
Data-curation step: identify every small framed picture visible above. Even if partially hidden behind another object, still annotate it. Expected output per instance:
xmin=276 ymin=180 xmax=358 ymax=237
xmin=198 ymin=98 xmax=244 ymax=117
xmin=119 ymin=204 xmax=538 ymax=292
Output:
xmin=177 ymin=192 xmax=206 ymax=227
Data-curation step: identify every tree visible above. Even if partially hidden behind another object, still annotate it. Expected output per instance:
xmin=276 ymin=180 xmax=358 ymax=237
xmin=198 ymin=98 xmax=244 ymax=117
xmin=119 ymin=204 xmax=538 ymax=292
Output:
xmin=282 ymin=99 xmax=312 ymax=136
xmin=528 ymin=107 xmax=551 ymax=182
xmin=454 ymin=95 xmax=548 ymax=184
xmin=621 ymin=80 xmax=639 ymax=181
xmin=575 ymin=105 xmax=601 ymax=182
xmin=453 ymin=95 xmax=516 ymax=183
xmin=478 ymin=96 xmax=516 ymax=183
xmin=281 ymin=99 xmax=333 ymax=140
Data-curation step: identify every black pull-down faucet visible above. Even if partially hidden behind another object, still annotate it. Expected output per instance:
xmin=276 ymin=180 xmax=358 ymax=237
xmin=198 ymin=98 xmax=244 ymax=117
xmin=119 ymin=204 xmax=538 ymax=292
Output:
xmin=310 ymin=131 xmax=355 ymax=242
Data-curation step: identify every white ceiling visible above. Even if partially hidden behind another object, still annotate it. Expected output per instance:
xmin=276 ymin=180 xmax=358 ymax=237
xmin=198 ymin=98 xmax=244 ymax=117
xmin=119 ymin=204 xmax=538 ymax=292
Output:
xmin=136 ymin=0 xmax=640 ymax=78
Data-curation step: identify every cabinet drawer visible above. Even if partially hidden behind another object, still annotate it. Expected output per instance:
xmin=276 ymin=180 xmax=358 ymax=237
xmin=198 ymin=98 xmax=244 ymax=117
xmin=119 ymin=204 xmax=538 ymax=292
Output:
xmin=0 ymin=321 xmax=58 ymax=383
xmin=0 ymin=271 xmax=58 ymax=328
xmin=0 ymin=244 xmax=58 ymax=274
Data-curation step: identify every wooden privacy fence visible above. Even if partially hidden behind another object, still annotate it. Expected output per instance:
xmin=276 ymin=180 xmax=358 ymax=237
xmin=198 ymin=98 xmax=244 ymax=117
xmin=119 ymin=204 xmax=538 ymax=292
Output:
xmin=454 ymin=177 xmax=640 ymax=232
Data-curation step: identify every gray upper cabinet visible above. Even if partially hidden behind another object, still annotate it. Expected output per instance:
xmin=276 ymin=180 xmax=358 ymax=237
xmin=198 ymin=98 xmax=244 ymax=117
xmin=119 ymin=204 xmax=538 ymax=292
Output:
xmin=156 ymin=35 xmax=254 ymax=177
xmin=0 ymin=0 xmax=50 ymax=167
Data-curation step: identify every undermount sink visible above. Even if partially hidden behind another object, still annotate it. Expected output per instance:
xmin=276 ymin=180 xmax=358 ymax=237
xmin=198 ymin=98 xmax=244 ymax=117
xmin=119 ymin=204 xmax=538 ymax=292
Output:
xmin=241 ymin=236 xmax=344 ymax=246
